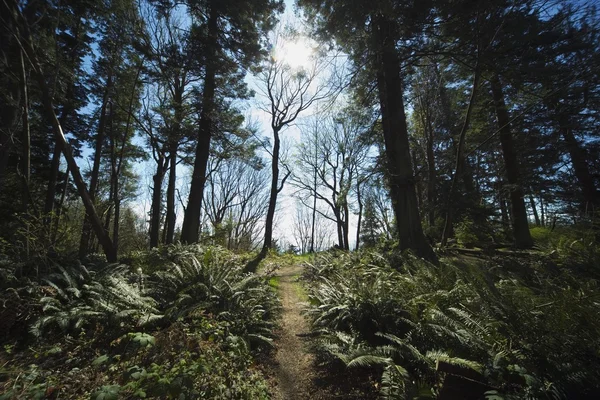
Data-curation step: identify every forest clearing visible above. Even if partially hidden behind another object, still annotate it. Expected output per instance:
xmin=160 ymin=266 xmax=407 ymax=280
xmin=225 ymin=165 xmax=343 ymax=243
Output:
xmin=1 ymin=0 xmax=599 ymax=398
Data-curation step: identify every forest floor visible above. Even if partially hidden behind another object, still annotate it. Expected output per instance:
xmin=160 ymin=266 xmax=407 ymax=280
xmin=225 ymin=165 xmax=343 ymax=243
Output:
xmin=267 ymin=263 xmax=316 ymax=400
xmin=264 ymin=262 xmax=378 ymax=400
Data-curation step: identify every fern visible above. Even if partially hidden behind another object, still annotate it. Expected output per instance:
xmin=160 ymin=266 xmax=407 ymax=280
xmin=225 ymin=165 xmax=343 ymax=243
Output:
xmin=31 ymin=262 xmax=159 ymax=337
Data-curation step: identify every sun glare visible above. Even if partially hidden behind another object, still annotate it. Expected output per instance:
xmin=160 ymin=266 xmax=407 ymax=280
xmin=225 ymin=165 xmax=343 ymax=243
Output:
xmin=271 ymin=38 xmax=314 ymax=69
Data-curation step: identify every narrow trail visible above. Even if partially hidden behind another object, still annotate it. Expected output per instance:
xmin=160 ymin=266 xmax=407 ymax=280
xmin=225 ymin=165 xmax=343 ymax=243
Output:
xmin=270 ymin=263 xmax=316 ymax=400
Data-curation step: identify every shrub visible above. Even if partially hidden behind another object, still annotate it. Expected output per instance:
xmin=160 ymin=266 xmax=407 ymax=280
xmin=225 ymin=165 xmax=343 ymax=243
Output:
xmin=304 ymin=250 xmax=600 ymax=399
xmin=30 ymin=261 xmax=159 ymax=338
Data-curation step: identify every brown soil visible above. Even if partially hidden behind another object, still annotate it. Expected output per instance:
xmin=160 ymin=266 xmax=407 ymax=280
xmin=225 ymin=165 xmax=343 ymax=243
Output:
xmin=268 ymin=263 xmax=315 ymax=400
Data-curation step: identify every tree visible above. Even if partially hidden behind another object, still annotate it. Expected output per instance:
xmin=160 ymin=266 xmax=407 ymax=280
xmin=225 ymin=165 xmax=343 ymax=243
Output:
xmin=180 ymin=0 xmax=283 ymax=244
xmin=138 ymin=3 xmax=197 ymax=248
xmin=291 ymin=109 xmax=371 ymax=250
xmin=203 ymin=152 xmax=269 ymax=250
xmin=6 ymin=0 xmax=117 ymax=261
xmin=245 ymin=30 xmax=334 ymax=272
xmin=299 ymin=0 xmax=437 ymax=262
xmin=79 ymin=0 xmax=146 ymax=258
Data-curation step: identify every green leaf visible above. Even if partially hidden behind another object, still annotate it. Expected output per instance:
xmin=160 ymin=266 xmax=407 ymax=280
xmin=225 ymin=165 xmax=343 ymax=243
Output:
xmin=91 ymin=385 xmax=121 ymax=400
xmin=485 ymin=390 xmax=504 ymax=400
xmin=130 ymin=332 xmax=156 ymax=348
xmin=92 ymin=355 xmax=110 ymax=366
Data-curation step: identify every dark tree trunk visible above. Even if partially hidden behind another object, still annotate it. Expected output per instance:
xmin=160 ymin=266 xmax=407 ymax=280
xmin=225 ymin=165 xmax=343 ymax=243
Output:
xmin=165 ymin=150 xmax=177 ymax=244
xmin=342 ymin=202 xmax=350 ymax=250
xmin=20 ymin=49 xmax=30 ymax=209
xmin=44 ymin=145 xmax=62 ymax=217
xmin=529 ymin=193 xmax=540 ymax=226
xmin=181 ymin=9 xmax=218 ymax=244
xmin=499 ymin=192 xmax=510 ymax=238
xmin=310 ymin=142 xmax=317 ymax=253
xmin=334 ymin=207 xmax=344 ymax=248
xmin=79 ymin=79 xmax=112 ymax=258
xmin=441 ymin=64 xmax=480 ymax=246
xmin=262 ymin=128 xmax=281 ymax=255
xmin=489 ymin=74 xmax=533 ymax=249
xmin=25 ymin=40 xmax=116 ymax=261
xmin=51 ymin=164 xmax=70 ymax=244
xmin=149 ymin=158 xmax=167 ymax=248
xmin=0 ymin=1 xmax=21 ymax=191
xmin=426 ymin=132 xmax=436 ymax=228
xmin=561 ymin=126 xmax=597 ymax=212
xmin=112 ymin=61 xmax=143 ymax=255
xmin=44 ymin=84 xmax=76 ymax=222
xmin=540 ymin=195 xmax=545 ymax=227
xmin=374 ymin=17 xmax=436 ymax=262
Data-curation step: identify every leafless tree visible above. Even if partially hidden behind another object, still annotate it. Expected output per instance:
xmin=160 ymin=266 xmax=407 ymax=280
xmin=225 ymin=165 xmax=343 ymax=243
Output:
xmin=203 ymin=157 xmax=269 ymax=251
xmin=245 ymin=30 xmax=336 ymax=271
xmin=291 ymin=109 xmax=371 ymax=250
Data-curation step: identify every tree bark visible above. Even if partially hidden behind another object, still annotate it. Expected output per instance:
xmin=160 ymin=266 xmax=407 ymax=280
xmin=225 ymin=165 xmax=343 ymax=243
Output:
xmin=112 ymin=61 xmax=143 ymax=255
xmin=0 ymin=0 xmax=21 ymax=191
xmin=355 ymin=179 xmax=363 ymax=250
xmin=180 ymin=8 xmax=218 ymax=244
xmin=44 ymin=145 xmax=62 ymax=216
xmin=20 ymin=30 xmax=117 ymax=261
xmin=310 ymin=134 xmax=318 ymax=253
xmin=262 ymin=128 xmax=281 ymax=255
xmin=540 ymin=195 xmax=545 ymax=227
xmin=489 ymin=74 xmax=533 ymax=248
xmin=441 ymin=64 xmax=480 ymax=246
xmin=149 ymin=157 xmax=166 ymax=248
xmin=20 ymin=49 xmax=30 ymax=209
xmin=51 ymin=164 xmax=70 ymax=244
xmin=165 ymin=150 xmax=177 ymax=244
xmin=529 ymin=193 xmax=540 ymax=226
xmin=79 ymin=78 xmax=112 ymax=258
xmin=374 ymin=16 xmax=436 ymax=262
xmin=560 ymin=125 xmax=597 ymax=213
xmin=426 ymin=129 xmax=436 ymax=228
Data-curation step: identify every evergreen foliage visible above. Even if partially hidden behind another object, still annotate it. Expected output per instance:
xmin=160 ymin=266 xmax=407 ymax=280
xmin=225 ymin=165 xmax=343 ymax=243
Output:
xmin=303 ymin=250 xmax=600 ymax=399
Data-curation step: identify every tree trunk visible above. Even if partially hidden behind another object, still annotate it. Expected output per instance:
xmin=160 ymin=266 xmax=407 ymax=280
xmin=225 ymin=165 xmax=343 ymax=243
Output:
xmin=0 ymin=1 xmax=21 ymax=191
xmin=51 ymin=164 xmax=70 ymax=244
xmin=181 ymin=8 xmax=218 ymax=244
xmin=499 ymin=193 xmax=510 ymax=238
xmin=441 ymin=64 xmax=480 ymax=246
xmin=166 ymin=150 xmax=177 ymax=244
xmin=21 ymin=31 xmax=116 ymax=261
xmin=356 ymin=180 xmax=363 ymax=250
xmin=342 ymin=202 xmax=350 ymax=250
xmin=374 ymin=17 xmax=436 ymax=262
xmin=79 ymin=78 xmax=112 ymax=258
xmin=310 ymin=138 xmax=317 ymax=253
xmin=540 ymin=195 xmax=545 ymax=227
xmin=489 ymin=74 xmax=533 ymax=249
xmin=20 ymin=49 xmax=30 ymax=209
xmin=426 ymin=132 xmax=436 ymax=228
xmin=149 ymin=158 xmax=166 ymax=248
xmin=529 ymin=193 xmax=540 ymax=226
xmin=44 ymin=145 xmax=62 ymax=216
xmin=560 ymin=125 xmax=597 ymax=213
xmin=262 ymin=128 xmax=281 ymax=255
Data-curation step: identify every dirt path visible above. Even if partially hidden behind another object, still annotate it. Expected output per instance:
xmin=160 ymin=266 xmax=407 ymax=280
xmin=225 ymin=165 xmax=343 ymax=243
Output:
xmin=270 ymin=263 xmax=315 ymax=400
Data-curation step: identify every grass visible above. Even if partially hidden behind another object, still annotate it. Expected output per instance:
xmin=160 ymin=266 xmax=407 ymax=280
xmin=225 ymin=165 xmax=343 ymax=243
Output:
xmin=268 ymin=276 xmax=280 ymax=289
xmin=293 ymin=279 xmax=309 ymax=302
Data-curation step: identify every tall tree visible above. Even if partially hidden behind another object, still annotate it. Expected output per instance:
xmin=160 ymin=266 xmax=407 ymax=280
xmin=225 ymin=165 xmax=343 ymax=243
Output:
xmin=180 ymin=0 xmax=283 ymax=244
xmin=6 ymin=0 xmax=117 ymax=261
xmin=245 ymin=31 xmax=333 ymax=272
xmin=299 ymin=0 xmax=437 ymax=262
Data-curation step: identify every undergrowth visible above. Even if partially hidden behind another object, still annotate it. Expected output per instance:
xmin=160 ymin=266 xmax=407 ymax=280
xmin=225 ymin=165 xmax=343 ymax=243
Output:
xmin=0 ymin=244 xmax=279 ymax=399
xmin=302 ymin=250 xmax=600 ymax=399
